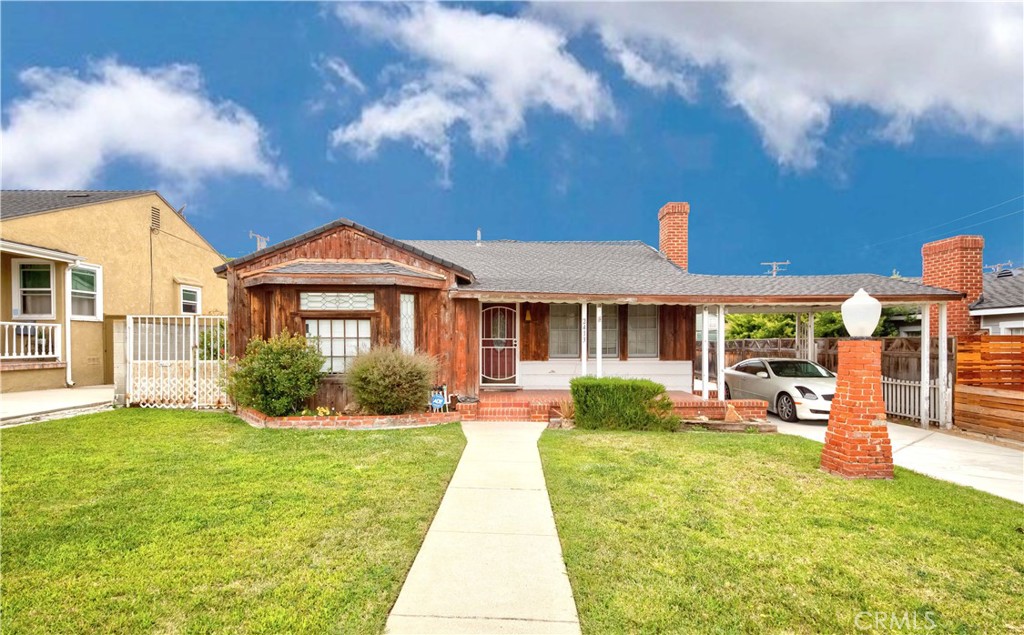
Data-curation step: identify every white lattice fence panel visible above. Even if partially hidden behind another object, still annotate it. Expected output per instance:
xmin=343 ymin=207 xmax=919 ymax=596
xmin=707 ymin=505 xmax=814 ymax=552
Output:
xmin=127 ymin=315 xmax=227 ymax=409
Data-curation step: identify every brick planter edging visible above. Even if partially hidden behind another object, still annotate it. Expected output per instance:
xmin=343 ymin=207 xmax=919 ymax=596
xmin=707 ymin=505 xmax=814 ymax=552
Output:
xmin=236 ymin=407 xmax=460 ymax=430
xmin=673 ymin=399 xmax=768 ymax=422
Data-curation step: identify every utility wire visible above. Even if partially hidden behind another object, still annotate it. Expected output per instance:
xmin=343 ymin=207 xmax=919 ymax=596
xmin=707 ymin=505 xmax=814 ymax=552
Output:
xmin=866 ymin=193 xmax=1023 ymax=249
xmin=918 ymin=208 xmax=1023 ymax=242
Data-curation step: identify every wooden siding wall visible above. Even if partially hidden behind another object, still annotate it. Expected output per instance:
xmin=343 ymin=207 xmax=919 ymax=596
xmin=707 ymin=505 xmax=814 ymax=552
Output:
xmin=520 ymin=302 xmax=549 ymax=361
xmin=660 ymin=305 xmax=696 ymax=361
xmin=226 ymin=225 xmax=471 ymax=396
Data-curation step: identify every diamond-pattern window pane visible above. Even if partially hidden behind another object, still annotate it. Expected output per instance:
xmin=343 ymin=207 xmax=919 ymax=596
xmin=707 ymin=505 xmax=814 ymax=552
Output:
xmin=400 ymin=293 xmax=415 ymax=354
xmin=300 ymin=292 xmax=374 ymax=311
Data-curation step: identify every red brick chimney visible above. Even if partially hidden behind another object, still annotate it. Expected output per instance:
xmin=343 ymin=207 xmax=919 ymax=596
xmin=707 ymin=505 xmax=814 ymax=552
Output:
xmin=659 ymin=202 xmax=690 ymax=271
xmin=921 ymin=235 xmax=984 ymax=337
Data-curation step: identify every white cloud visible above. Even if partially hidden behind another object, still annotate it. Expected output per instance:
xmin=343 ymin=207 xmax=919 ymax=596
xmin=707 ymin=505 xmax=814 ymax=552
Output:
xmin=319 ymin=55 xmax=366 ymax=93
xmin=540 ymin=3 xmax=1023 ymax=169
xmin=330 ymin=3 xmax=612 ymax=182
xmin=1 ymin=60 xmax=286 ymax=191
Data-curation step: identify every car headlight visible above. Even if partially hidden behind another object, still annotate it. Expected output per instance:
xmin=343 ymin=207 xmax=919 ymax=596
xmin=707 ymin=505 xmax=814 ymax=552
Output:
xmin=796 ymin=386 xmax=818 ymax=400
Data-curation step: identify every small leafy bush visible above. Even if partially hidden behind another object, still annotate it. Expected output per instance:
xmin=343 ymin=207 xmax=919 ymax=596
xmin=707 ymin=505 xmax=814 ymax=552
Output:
xmin=570 ymin=377 xmax=680 ymax=431
xmin=227 ymin=331 xmax=325 ymax=417
xmin=346 ymin=346 xmax=438 ymax=415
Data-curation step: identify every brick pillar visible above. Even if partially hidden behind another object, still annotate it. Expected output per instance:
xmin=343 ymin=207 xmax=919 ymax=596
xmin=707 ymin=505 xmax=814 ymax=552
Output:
xmin=658 ymin=202 xmax=690 ymax=271
xmin=821 ymin=339 xmax=893 ymax=479
xmin=921 ymin=235 xmax=983 ymax=337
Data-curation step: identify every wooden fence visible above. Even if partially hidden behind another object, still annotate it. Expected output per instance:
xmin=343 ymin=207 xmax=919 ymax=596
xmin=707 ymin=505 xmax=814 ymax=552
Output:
xmin=954 ymin=335 xmax=1024 ymax=441
xmin=697 ymin=337 xmax=955 ymax=381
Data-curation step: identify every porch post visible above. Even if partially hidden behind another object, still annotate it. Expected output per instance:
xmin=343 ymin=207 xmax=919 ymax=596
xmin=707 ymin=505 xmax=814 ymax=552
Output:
xmin=807 ymin=313 xmax=816 ymax=363
xmin=920 ymin=304 xmax=932 ymax=428
xmin=580 ymin=302 xmax=588 ymax=376
xmin=716 ymin=305 xmax=726 ymax=398
xmin=937 ymin=302 xmax=949 ymax=428
xmin=64 ymin=263 xmax=74 ymax=386
xmin=595 ymin=304 xmax=603 ymax=378
xmin=795 ymin=313 xmax=802 ymax=358
xmin=701 ymin=305 xmax=710 ymax=399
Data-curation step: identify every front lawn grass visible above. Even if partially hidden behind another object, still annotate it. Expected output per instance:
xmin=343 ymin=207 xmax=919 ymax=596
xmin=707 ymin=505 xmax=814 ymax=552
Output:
xmin=539 ymin=430 xmax=1024 ymax=634
xmin=1 ymin=409 xmax=465 ymax=634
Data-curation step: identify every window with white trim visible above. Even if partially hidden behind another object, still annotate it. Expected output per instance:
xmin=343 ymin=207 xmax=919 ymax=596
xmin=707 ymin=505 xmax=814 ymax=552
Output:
xmin=71 ymin=265 xmax=102 ymax=320
xmin=628 ymin=305 xmax=659 ymax=358
xmin=549 ymin=304 xmax=580 ymax=358
xmin=180 ymin=285 xmax=202 ymax=314
xmin=305 ymin=318 xmax=371 ymax=373
xmin=12 ymin=259 xmax=55 ymax=319
xmin=587 ymin=304 xmax=618 ymax=358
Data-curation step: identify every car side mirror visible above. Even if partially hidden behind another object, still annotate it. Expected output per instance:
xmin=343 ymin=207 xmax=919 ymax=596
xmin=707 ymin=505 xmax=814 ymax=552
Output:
xmin=756 ymin=371 xmax=769 ymax=379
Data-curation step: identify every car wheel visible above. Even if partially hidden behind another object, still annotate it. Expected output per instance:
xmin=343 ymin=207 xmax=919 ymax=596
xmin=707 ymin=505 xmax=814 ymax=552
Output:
xmin=723 ymin=383 xmax=731 ymax=400
xmin=777 ymin=393 xmax=799 ymax=422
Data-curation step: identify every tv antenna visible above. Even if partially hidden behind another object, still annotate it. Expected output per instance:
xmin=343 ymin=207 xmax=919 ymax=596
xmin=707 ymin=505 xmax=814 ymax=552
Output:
xmin=761 ymin=260 xmax=790 ymax=277
xmin=249 ymin=230 xmax=269 ymax=251
xmin=984 ymin=260 xmax=1013 ymax=273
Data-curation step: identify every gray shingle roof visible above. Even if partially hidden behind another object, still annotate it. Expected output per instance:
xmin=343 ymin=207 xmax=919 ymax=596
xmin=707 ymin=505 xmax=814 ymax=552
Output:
xmin=971 ymin=270 xmax=1024 ymax=311
xmin=404 ymin=240 xmax=960 ymax=300
xmin=1 ymin=190 xmax=154 ymax=218
xmin=267 ymin=261 xmax=443 ymax=279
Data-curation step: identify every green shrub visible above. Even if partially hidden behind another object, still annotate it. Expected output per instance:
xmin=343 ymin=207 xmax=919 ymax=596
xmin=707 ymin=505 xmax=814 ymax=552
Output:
xmin=345 ymin=346 xmax=438 ymax=415
xmin=226 ymin=331 xmax=325 ymax=417
xmin=570 ymin=376 xmax=680 ymax=431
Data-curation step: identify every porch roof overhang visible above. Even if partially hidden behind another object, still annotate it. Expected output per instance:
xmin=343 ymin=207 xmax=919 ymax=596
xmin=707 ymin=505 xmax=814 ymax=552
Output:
xmin=450 ymin=289 xmax=963 ymax=308
xmin=0 ymin=239 xmax=80 ymax=264
xmin=240 ymin=259 xmax=449 ymax=290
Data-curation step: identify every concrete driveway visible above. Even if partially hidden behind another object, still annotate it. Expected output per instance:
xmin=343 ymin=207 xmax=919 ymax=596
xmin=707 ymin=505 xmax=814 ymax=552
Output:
xmin=774 ymin=416 xmax=1024 ymax=504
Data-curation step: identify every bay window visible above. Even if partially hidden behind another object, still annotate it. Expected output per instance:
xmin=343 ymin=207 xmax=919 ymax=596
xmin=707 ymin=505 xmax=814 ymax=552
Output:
xmin=305 ymin=318 xmax=371 ymax=373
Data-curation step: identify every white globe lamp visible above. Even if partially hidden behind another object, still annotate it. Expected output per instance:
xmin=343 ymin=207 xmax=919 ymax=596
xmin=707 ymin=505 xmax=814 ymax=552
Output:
xmin=841 ymin=289 xmax=882 ymax=339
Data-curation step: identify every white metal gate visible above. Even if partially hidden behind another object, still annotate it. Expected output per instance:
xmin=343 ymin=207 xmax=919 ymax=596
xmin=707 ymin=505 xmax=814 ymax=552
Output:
xmin=126 ymin=315 xmax=228 ymax=408
xmin=881 ymin=373 xmax=952 ymax=425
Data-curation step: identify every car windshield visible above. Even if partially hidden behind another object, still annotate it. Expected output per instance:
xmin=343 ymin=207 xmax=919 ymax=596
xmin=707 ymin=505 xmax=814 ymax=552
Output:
xmin=768 ymin=360 xmax=833 ymax=378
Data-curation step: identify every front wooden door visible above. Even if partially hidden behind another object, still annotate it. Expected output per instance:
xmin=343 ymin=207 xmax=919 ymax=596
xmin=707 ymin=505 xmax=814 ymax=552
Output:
xmin=481 ymin=303 xmax=517 ymax=385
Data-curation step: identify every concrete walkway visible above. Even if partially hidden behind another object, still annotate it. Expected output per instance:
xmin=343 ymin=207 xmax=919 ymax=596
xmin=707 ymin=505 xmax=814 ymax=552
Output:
xmin=775 ymin=417 xmax=1024 ymax=504
xmin=1 ymin=384 xmax=114 ymax=426
xmin=386 ymin=421 xmax=580 ymax=634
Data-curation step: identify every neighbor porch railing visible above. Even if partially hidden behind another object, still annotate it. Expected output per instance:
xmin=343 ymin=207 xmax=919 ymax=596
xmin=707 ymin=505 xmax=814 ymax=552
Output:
xmin=0 ymin=321 xmax=62 ymax=361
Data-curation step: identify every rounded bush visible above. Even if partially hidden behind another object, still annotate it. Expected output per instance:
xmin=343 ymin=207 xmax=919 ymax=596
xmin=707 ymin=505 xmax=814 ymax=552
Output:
xmin=226 ymin=331 xmax=325 ymax=417
xmin=346 ymin=346 xmax=438 ymax=415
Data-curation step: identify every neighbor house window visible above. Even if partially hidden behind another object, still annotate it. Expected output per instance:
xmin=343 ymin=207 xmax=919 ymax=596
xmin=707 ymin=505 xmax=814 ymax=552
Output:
xmin=12 ymin=259 xmax=55 ymax=319
xmin=180 ymin=286 xmax=202 ymax=314
xmin=71 ymin=265 xmax=102 ymax=320
xmin=628 ymin=305 xmax=659 ymax=358
xmin=587 ymin=304 xmax=618 ymax=358
xmin=549 ymin=304 xmax=581 ymax=358
xmin=305 ymin=318 xmax=371 ymax=373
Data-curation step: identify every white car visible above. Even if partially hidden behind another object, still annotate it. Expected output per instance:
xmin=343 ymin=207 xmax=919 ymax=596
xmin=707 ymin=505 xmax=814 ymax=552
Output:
xmin=723 ymin=358 xmax=836 ymax=422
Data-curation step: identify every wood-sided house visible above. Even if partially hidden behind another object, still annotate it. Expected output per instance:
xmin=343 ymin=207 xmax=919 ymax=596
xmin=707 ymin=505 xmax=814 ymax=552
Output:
xmin=217 ymin=202 xmax=962 ymax=410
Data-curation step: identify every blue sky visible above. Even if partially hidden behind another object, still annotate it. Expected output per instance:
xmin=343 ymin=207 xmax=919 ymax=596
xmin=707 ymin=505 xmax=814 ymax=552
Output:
xmin=2 ymin=2 xmax=1022 ymax=277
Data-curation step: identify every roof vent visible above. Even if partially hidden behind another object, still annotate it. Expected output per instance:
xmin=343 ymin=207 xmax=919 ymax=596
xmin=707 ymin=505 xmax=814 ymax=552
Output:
xmin=150 ymin=207 xmax=161 ymax=231
xmin=66 ymin=193 xmax=91 ymax=198
xmin=996 ymin=269 xmax=1014 ymax=278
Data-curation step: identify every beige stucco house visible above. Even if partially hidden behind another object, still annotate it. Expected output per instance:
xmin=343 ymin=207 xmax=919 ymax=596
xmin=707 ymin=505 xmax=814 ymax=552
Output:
xmin=1 ymin=190 xmax=227 ymax=392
